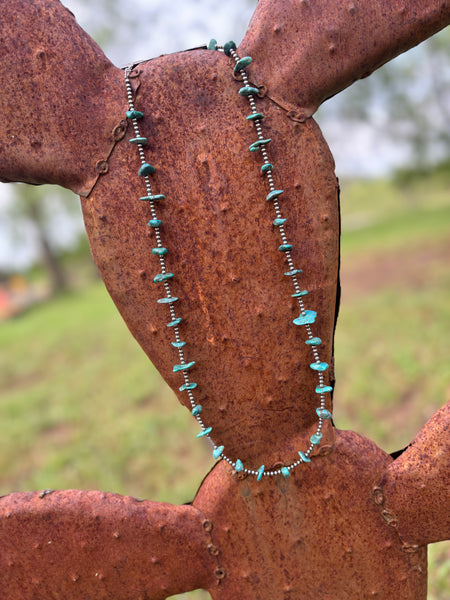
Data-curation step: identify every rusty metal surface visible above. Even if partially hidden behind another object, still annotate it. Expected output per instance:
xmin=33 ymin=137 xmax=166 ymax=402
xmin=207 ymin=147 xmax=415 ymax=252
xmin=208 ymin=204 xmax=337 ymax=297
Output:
xmin=0 ymin=0 xmax=126 ymax=196
xmin=194 ymin=431 xmax=427 ymax=599
xmin=0 ymin=0 xmax=449 ymax=598
xmin=374 ymin=401 xmax=450 ymax=547
xmin=239 ymin=0 xmax=450 ymax=117
xmin=0 ymin=490 xmax=216 ymax=598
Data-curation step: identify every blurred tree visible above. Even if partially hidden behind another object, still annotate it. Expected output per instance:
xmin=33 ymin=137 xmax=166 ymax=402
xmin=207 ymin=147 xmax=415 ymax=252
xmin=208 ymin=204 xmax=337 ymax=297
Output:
xmin=322 ymin=28 xmax=450 ymax=170
xmin=7 ymin=185 xmax=80 ymax=294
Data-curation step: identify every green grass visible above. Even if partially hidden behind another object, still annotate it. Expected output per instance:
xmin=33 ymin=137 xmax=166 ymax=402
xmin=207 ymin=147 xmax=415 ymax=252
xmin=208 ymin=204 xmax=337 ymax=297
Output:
xmin=0 ymin=172 xmax=448 ymax=599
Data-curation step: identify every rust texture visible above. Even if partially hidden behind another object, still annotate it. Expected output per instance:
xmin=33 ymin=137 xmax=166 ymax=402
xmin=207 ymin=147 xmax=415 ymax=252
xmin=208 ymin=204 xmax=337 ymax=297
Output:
xmin=0 ymin=0 xmax=449 ymax=598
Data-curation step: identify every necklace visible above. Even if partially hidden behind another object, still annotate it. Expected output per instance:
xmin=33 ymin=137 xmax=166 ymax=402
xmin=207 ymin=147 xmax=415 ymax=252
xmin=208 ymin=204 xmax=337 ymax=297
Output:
xmin=124 ymin=41 xmax=333 ymax=480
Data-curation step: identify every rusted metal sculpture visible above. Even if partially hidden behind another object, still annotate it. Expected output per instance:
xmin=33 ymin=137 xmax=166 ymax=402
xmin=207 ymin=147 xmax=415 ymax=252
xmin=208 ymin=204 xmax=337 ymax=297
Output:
xmin=0 ymin=0 xmax=449 ymax=598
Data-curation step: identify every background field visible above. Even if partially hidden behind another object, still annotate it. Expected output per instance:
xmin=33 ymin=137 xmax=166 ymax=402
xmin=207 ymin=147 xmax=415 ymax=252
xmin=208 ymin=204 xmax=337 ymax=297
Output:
xmin=0 ymin=171 xmax=449 ymax=598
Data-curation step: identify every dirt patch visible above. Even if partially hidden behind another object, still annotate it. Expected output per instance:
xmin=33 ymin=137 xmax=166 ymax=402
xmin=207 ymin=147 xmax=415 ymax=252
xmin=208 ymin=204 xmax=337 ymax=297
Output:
xmin=340 ymin=239 xmax=450 ymax=299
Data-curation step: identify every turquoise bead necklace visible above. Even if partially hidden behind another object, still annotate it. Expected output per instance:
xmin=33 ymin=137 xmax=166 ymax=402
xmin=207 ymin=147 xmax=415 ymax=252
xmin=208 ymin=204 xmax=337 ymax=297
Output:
xmin=124 ymin=41 xmax=333 ymax=480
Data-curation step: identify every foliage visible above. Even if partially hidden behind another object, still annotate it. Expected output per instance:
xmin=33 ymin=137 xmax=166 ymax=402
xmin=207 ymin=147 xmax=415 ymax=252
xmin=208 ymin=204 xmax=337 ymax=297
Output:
xmin=323 ymin=28 xmax=450 ymax=169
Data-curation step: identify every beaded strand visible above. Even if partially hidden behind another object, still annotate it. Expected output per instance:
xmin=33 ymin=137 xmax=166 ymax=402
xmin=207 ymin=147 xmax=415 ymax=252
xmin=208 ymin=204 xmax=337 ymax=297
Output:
xmin=123 ymin=43 xmax=333 ymax=480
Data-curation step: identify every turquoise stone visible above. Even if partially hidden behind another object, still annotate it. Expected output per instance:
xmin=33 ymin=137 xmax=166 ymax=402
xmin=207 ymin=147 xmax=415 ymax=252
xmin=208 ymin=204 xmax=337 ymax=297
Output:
xmin=281 ymin=467 xmax=290 ymax=479
xmin=180 ymin=382 xmax=197 ymax=391
xmin=284 ymin=269 xmax=303 ymax=276
xmin=223 ymin=41 xmax=236 ymax=56
xmin=298 ymin=451 xmax=311 ymax=463
xmin=152 ymin=247 xmax=167 ymax=256
xmin=306 ymin=337 xmax=322 ymax=346
xmin=261 ymin=163 xmax=273 ymax=173
xmin=140 ymin=194 xmax=165 ymax=202
xmin=171 ymin=341 xmax=186 ymax=348
xmin=157 ymin=297 xmax=178 ymax=304
xmin=167 ymin=318 xmax=182 ymax=328
xmin=247 ymin=113 xmax=265 ymax=121
xmin=126 ymin=110 xmax=144 ymax=120
xmin=316 ymin=408 xmax=333 ymax=420
xmin=293 ymin=310 xmax=317 ymax=326
xmin=257 ymin=465 xmax=265 ymax=481
xmin=234 ymin=56 xmax=252 ymax=72
xmin=196 ymin=427 xmax=212 ymax=438
xmin=148 ymin=219 xmax=162 ymax=228
xmin=316 ymin=384 xmax=333 ymax=394
xmin=239 ymin=86 xmax=259 ymax=97
xmin=130 ymin=137 xmax=147 ymax=145
xmin=292 ymin=290 xmax=308 ymax=298
xmin=191 ymin=405 xmax=202 ymax=416
xmin=235 ymin=459 xmax=244 ymax=472
xmin=266 ymin=189 xmax=284 ymax=202
xmin=213 ymin=446 xmax=224 ymax=459
xmin=173 ymin=361 xmax=195 ymax=373
xmin=273 ymin=218 xmax=287 ymax=226
xmin=310 ymin=361 xmax=329 ymax=372
xmin=249 ymin=139 xmax=271 ymax=152
xmin=310 ymin=432 xmax=323 ymax=445
xmin=138 ymin=163 xmax=156 ymax=176
xmin=208 ymin=38 xmax=217 ymax=50
xmin=278 ymin=244 xmax=293 ymax=252
xmin=153 ymin=273 xmax=174 ymax=282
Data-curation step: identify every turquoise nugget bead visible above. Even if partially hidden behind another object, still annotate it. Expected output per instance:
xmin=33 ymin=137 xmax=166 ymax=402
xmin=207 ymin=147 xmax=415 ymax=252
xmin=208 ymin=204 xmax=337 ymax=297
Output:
xmin=310 ymin=362 xmax=329 ymax=372
xmin=213 ymin=446 xmax=224 ymax=459
xmin=223 ymin=41 xmax=236 ymax=56
xmin=257 ymin=465 xmax=265 ymax=481
xmin=167 ymin=318 xmax=182 ymax=327
xmin=148 ymin=219 xmax=162 ymax=228
xmin=316 ymin=408 xmax=333 ymax=420
xmin=153 ymin=273 xmax=174 ymax=282
xmin=292 ymin=290 xmax=308 ymax=298
xmin=130 ymin=137 xmax=147 ymax=145
xmin=247 ymin=113 xmax=265 ymax=121
xmin=310 ymin=432 xmax=323 ymax=445
xmin=152 ymin=247 xmax=167 ymax=256
xmin=293 ymin=310 xmax=317 ymax=326
xmin=316 ymin=384 xmax=333 ymax=394
xmin=235 ymin=459 xmax=244 ymax=472
xmin=266 ymin=189 xmax=284 ymax=202
xmin=140 ymin=194 xmax=165 ymax=202
xmin=208 ymin=38 xmax=217 ymax=50
xmin=234 ymin=56 xmax=252 ymax=73
xmin=261 ymin=163 xmax=273 ymax=173
xmin=173 ymin=361 xmax=195 ymax=373
xmin=191 ymin=405 xmax=202 ymax=416
xmin=273 ymin=218 xmax=287 ymax=226
xmin=278 ymin=244 xmax=293 ymax=252
xmin=126 ymin=110 xmax=144 ymax=120
xmin=284 ymin=269 xmax=303 ymax=276
xmin=239 ymin=86 xmax=259 ymax=96
xmin=306 ymin=337 xmax=322 ymax=346
xmin=281 ymin=467 xmax=290 ymax=479
xmin=157 ymin=296 xmax=178 ymax=304
xmin=298 ymin=451 xmax=311 ymax=463
xmin=171 ymin=341 xmax=186 ymax=348
xmin=180 ymin=382 xmax=197 ymax=391
xmin=249 ymin=139 xmax=271 ymax=152
xmin=138 ymin=163 xmax=155 ymax=176
xmin=196 ymin=427 xmax=212 ymax=438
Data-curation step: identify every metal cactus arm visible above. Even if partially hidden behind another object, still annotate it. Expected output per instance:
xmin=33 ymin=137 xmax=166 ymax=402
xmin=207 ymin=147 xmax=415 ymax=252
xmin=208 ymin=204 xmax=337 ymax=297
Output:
xmin=374 ymin=401 xmax=450 ymax=547
xmin=0 ymin=0 xmax=125 ymax=196
xmin=239 ymin=0 xmax=450 ymax=117
xmin=0 ymin=490 xmax=216 ymax=599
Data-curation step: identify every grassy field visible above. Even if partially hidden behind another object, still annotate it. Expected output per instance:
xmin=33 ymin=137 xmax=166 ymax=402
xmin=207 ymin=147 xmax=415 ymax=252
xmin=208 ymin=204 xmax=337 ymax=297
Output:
xmin=0 ymin=171 xmax=449 ymax=598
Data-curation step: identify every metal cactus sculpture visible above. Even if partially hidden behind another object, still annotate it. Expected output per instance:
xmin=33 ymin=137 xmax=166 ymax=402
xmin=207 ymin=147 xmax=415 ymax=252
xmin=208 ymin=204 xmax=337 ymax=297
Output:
xmin=0 ymin=0 xmax=449 ymax=598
